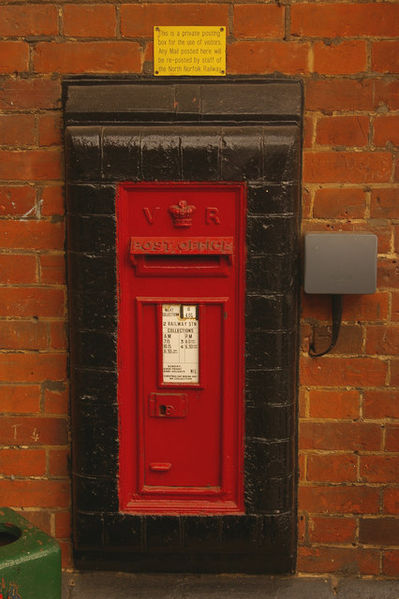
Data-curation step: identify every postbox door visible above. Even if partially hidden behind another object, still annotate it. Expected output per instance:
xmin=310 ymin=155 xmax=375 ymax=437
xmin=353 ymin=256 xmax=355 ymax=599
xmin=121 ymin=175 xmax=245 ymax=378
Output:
xmin=141 ymin=300 xmax=225 ymax=489
xmin=118 ymin=182 xmax=245 ymax=514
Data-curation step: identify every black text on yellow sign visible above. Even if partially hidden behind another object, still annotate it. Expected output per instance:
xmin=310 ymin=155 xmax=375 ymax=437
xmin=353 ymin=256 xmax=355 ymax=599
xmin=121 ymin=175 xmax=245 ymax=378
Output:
xmin=154 ymin=26 xmax=226 ymax=77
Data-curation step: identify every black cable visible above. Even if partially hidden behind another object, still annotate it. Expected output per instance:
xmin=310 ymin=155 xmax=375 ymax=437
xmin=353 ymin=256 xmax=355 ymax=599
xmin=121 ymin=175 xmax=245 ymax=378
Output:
xmin=309 ymin=294 xmax=343 ymax=358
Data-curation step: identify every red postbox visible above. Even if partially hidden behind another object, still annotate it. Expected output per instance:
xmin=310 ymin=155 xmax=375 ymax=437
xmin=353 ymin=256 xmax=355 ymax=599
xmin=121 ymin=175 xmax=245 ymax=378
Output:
xmin=117 ymin=182 xmax=246 ymax=514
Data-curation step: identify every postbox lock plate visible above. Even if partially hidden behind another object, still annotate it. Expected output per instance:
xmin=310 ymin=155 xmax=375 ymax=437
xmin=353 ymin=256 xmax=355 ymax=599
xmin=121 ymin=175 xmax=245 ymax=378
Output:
xmin=149 ymin=393 xmax=187 ymax=418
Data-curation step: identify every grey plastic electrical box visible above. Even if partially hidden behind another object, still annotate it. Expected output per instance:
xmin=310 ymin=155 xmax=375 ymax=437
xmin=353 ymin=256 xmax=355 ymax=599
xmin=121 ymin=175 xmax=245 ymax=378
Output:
xmin=304 ymin=232 xmax=377 ymax=294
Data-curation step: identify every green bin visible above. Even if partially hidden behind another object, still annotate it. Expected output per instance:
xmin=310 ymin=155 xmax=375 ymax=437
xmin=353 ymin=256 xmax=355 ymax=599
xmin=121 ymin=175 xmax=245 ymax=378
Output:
xmin=0 ymin=508 xmax=61 ymax=599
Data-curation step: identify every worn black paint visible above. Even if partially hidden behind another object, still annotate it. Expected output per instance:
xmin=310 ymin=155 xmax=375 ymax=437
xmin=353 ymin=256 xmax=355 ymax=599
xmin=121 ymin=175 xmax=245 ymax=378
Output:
xmin=69 ymin=290 xmax=117 ymax=331
xmin=64 ymin=77 xmax=302 ymax=574
xmin=67 ymin=184 xmax=116 ymax=215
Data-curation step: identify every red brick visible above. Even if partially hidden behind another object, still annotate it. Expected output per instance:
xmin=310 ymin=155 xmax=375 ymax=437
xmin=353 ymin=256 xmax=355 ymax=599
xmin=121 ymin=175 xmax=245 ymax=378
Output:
xmin=234 ymin=5 xmax=284 ymax=39
xmin=313 ymin=41 xmax=366 ymax=76
xmin=374 ymin=116 xmax=399 ymax=147
xmin=299 ymin=484 xmax=379 ymax=514
xmin=300 ymin=422 xmax=381 ymax=452
xmin=40 ymin=186 xmax=64 ymax=217
xmin=298 ymin=387 xmax=307 ymax=418
xmin=302 ymin=293 xmax=388 ymax=321
xmin=63 ymin=5 xmax=116 ymax=38
xmin=303 ymin=117 xmax=313 ymax=149
xmin=309 ymin=516 xmax=357 ymax=544
xmin=0 ymin=321 xmax=48 ymax=350
xmin=301 ymin=293 xmax=346 ymax=321
xmin=390 ymin=360 xmax=399 ymax=386
xmin=310 ymin=324 xmax=363 ymax=355
xmin=59 ymin=540 xmax=73 ymax=568
xmin=49 ymin=322 xmax=67 ymax=350
xmin=0 ymin=150 xmax=62 ymax=181
xmin=360 ymin=517 xmax=399 ymax=546
xmin=0 ymin=78 xmax=61 ymax=111
xmin=302 ymin=186 xmax=312 ymax=218
xmin=378 ymin=259 xmax=399 ymax=290
xmin=308 ymin=390 xmax=359 ymax=419
xmin=291 ymin=3 xmax=399 ymax=38
xmin=303 ymin=151 xmax=392 ymax=184
xmin=301 ymin=291 xmax=329 ymax=319
xmin=2 ymin=385 xmax=41 ymax=414
xmin=120 ymin=4 xmax=229 ymax=37
xmin=0 ymin=353 xmax=66 ymax=382
xmin=0 ymin=114 xmax=35 ymax=147
xmin=228 ymin=41 xmax=309 ymax=75
xmin=302 ymin=291 xmax=389 ymax=322
xmin=0 ymin=186 xmax=35 ymax=217
xmin=359 ymin=221 xmax=392 ymax=253
xmin=40 ymin=254 xmax=65 ymax=284
xmin=384 ymin=489 xmax=399 ymax=514
xmin=0 ymin=416 xmax=68 ymax=445
xmin=0 ymin=288 xmax=65 ymax=317
xmin=374 ymin=80 xmax=399 ymax=111
xmin=38 ymin=113 xmax=62 ymax=147
xmin=0 ymin=480 xmax=70 ymax=508
xmin=384 ymin=550 xmax=399 ymax=576
xmin=300 ymin=356 xmax=387 ymax=387
xmin=370 ymin=188 xmax=399 ymax=218
xmin=55 ymin=511 xmax=71 ymax=538
xmin=298 ymin=452 xmax=306 ymax=481
xmin=313 ymin=188 xmax=366 ymax=218
xmin=0 ymin=42 xmax=29 ymax=73
xmin=0 ymin=221 xmax=64 ymax=250
xmin=0 ymin=448 xmax=46 ymax=476
xmin=16 ymin=510 xmax=51 ymax=535
xmin=307 ymin=453 xmax=357 ymax=482
xmin=34 ymin=42 xmax=141 ymax=74
xmin=44 ymin=388 xmax=68 ymax=415
xmin=316 ymin=117 xmax=369 ymax=148
xmin=360 ymin=455 xmax=399 ymax=483
xmin=364 ymin=391 xmax=399 ymax=420
xmin=373 ymin=42 xmax=399 ymax=74
xmin=301 ymin=321 xmax=312 ymax=354
xmin=298 ymin=513 xmax=307 ymax=543
xmin=392 ymin=292 xmax=399 ymax=322
xmin=390 ymin=223 xmax=399 ymax=254
xmin=144 ymin=41 xmax=153 ymax=64
xmin=298 ymin=546 xmax=379 ymax=575
xmin=0 ymin=5 xmax=57 ymax=36
xmin=49 ymin=448 xmax=69 ymax=476
xmin=306 ymin=79 xmax=373 ymax=112
xmin=366 ymin=326 xmax=399 ymax=355
xmin=385 ymin=425 xmax=399 ymax=452
xmin=0 ymin=254 xmax=37 ymax=284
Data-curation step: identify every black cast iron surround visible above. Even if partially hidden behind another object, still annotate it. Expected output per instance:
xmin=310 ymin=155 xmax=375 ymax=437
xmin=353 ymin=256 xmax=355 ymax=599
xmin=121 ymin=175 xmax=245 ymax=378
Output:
xmin=64 ymin=77 xmax=302 ymax=573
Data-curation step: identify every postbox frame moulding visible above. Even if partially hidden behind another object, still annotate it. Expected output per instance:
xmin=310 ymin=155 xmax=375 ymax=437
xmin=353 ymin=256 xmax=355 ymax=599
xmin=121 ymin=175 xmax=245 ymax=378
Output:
xmin=64 ymin=76 xmax=302 ymax=574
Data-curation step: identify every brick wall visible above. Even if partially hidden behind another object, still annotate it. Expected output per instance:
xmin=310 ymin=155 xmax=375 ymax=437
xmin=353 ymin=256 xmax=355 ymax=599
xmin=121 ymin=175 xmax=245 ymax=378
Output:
xmin=0 ymin=0 xmax=398 ymax=575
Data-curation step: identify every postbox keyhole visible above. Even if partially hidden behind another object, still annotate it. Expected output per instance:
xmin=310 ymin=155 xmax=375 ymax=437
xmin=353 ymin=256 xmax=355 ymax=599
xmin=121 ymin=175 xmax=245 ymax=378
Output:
xmin=149 ymin=393 xmax=187 ymax=418
xmin=159 ymin=404 xmax=176 ymax=416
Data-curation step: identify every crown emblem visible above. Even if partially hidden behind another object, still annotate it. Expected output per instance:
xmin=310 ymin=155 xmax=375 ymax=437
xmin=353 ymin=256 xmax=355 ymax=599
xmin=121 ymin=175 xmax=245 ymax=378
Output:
xmin=168 ymin=200 xmax=196 ymax=228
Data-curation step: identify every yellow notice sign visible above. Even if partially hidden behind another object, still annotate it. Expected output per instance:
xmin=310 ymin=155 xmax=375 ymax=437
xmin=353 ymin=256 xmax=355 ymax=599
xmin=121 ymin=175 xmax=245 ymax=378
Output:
xmin=154 ymin=26 xmax=226 ymax=77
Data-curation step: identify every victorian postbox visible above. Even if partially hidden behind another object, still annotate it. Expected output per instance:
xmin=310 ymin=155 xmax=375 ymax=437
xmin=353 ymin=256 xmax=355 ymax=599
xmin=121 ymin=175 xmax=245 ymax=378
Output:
xmin=118 ymin=182 xmax=246 ymax=514
xmin=65 ymin=78 xmax=301 ymax=572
